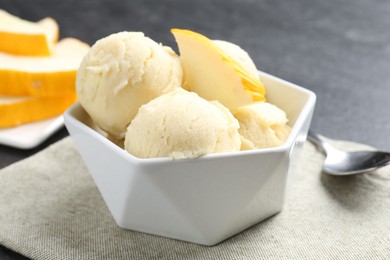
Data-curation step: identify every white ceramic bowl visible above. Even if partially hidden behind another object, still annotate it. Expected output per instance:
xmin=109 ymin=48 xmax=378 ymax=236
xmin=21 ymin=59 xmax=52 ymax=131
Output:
xmin=64 ymin=71 xmax=316 ymax=246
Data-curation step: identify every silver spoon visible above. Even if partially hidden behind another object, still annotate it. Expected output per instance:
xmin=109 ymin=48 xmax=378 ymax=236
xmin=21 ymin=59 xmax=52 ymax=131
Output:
xmin=307 ymin=130 xmax=390 ymax=175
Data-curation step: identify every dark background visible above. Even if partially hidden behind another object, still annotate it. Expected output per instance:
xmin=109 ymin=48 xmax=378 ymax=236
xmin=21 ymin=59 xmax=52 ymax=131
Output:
xmin=1 ymin=0 xmax=390 ymax=258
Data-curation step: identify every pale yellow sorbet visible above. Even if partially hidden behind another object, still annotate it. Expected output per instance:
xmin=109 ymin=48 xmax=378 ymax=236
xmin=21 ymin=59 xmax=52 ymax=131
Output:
xmin=212 ymin=40 xmax=259 ymax=79
xmin=76 ymin=32 xmax=183 ymax=139
xmin=234 ymin=102 xmax=291 ymax=150
xmin=124 ymin=89 xmax=241 ymax=159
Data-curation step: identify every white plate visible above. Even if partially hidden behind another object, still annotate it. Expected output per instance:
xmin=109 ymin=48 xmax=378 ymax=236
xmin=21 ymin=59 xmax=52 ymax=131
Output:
xmin=0 ymin=116 xmax=64 ymax=149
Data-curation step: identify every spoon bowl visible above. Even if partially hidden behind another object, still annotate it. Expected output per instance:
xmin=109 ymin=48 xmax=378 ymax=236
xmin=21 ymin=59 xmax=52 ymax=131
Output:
xmin=307 ymin=130 xmax=390 ymax=175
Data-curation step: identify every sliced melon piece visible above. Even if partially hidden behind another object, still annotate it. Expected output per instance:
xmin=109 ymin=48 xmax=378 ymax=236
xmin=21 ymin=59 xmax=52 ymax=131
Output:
xmin=171 ymin=28 xmax=266 ymax=111
xmin=0 ymin=9 xmax=59 ymax=56
xmin=0 ymin=38 xmax=89 ymax=96
xmin=0 ymin=93 xmax=77 ymax=128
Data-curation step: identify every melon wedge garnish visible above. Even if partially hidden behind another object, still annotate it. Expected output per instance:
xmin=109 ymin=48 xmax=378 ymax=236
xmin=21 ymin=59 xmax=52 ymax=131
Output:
xmin=171 ymin=28 xmax=266 ymax=111
xmin=0 ymin=94 xmax=77 ymax=128
xmin=0 ymin=38 xmax=89 ymax=96
xmin=0 ymin=9 xmax=59 ymax=56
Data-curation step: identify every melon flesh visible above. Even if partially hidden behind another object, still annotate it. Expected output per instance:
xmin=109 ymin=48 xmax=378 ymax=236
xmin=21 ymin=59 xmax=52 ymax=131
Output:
xmin=0 ymin=94 xmax=77 ymax=128
xmin=171 ymin=28 xmax=266 ymax=111
xmin=0 ymin=9 xmax=59 ymax=56
xmin=0 ymin=38 xmax=90 ymax=96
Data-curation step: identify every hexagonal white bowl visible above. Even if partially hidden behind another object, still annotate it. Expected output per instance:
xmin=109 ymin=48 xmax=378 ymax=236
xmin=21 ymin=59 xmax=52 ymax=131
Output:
xmin=63 ymin=71 xmax=316 ymax=246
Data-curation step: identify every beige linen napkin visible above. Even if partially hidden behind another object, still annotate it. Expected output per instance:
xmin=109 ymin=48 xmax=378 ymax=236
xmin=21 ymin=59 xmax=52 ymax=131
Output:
xmin=0 ymin=137 xmax=389 ymax=260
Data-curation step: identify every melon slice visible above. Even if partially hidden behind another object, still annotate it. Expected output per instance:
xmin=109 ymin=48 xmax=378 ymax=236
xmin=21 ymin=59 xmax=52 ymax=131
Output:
xmin=0 ymin=38 xmax=89 ymax=96
xmin=0 ymin=9 xmax=59 ymax=56
xmin=0 ymin=93 xmax=77 ymax=128
xmin=171 ymin=28 xmax=266 ymax=111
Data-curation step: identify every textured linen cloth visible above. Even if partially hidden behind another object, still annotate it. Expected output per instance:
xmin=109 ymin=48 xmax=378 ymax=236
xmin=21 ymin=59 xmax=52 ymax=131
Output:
xmin=0 ymin=137 xmax=389 ymax=260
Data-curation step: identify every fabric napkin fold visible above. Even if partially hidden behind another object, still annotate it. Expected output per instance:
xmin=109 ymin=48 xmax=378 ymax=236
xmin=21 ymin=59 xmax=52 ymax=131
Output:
xmin=0 ymin=137 xmax=389 ymax=260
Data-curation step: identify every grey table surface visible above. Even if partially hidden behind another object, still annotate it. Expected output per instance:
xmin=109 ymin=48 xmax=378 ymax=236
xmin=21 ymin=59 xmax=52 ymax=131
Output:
xmin=0 ymin=0 xmax=389 ymax=259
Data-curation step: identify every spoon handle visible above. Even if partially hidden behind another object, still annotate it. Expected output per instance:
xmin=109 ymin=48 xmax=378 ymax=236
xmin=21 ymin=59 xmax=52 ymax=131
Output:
xmin=307 ymin=130 xmax=333 ymax=155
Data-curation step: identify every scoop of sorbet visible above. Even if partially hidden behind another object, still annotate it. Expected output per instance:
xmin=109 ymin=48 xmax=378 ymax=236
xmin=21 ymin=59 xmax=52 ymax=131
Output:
xmin=76 ymin=31 xmax=183 ymax=139
xmin=234 ymin=102 xmax=291 ymax=149
xmin=124 ymin=89 xmax=241 ymax=159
